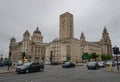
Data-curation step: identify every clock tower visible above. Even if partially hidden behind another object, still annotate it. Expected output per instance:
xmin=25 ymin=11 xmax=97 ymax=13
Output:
xmin=59 ymin=12 xmax=74 ymax=39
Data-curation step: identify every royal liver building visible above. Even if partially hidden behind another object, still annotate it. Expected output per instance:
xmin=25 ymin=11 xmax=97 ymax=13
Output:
xmin=9 ymin=12 xmax=112 ymax=63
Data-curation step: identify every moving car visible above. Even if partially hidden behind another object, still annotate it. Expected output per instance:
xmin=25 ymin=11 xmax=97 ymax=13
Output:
xmin=62 ymin=62 xmax=75 ymax=68
xmin=87 ymin=62 xmax=99 ymax=69
xmin=0 ymin=60 xmax=12 ymax=67
xmin=98 ymin=61 xmax=106 ymax=68
xmin=16 ymin=62 xmax=44 ymax=74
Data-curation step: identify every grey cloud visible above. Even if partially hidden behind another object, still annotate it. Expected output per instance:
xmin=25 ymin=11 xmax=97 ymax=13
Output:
xmin=0 ymin=0 xmax=120 ymax=57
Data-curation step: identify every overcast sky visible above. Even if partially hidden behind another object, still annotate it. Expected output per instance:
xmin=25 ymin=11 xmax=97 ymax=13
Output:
xmin=0 ymin=0 xmax=120 ymax=57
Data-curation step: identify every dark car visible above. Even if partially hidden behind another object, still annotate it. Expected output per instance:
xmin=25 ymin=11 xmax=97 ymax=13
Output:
xmin=62 ymin=62 xmax=75 ymax=68
xmin=50 ymin=62 xmax=60 ymax=65
xmin=87 ymin=62 xmax=99 ymax=70
xmin=16 ymin=62 xmax=44 ymax=74
xmin=0 ymin=60 xmax=12 ymax=67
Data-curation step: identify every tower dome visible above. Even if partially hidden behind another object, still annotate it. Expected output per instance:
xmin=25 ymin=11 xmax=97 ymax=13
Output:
xmin=11 ymin=37 xmax=16 ymax=41
xmin=23 ymin=30 xmax=30 ymax=36
xmin=11 ymin=37 xmax=16 ymax=43
xmin=10 ymin=37 xmax=16 ymax=47
xmin=23 ymin=30 xmax=30 ymax=41
xmin=33 ymin=26 xmax=41 ymax=35
xmin=32 ymin=26 xmax=43 ymax=43
xmin=80 ymin=32 xmax=86 ymax=42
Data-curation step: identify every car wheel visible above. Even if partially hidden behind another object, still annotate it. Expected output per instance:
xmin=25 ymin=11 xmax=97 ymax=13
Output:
xmin=26 ymin=69 xmax=29 ymax=73
xmin=96 ymin=67 xmax=99 ymax=70
xmin=68 ymin=66 xmax=70 ymax=68
xmin=40 ymin=68 xmax=43 ymax=71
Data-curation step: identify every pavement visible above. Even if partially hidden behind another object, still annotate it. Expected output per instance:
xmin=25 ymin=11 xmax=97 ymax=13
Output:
xmin=76 ymin=63 xmax=84 ymax=66
xmin=106 ymin=66 xmax=120 ymax=73
xmin=0 ymin=66 xmax=15 ymax=74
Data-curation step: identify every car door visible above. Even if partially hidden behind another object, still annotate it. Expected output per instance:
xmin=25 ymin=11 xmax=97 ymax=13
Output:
xmin=70 ymin=62 xmax=74 ymax=67
xmin=34 ymin=63 xmax=40 ymax=71
xmin=30 ymin=63 xmax=37 ymax=72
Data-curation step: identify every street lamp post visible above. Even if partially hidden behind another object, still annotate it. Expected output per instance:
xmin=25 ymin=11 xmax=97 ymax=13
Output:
xmin=8 ymin=52 xmax=12 ymax=71
xmin=8 ymin=38 xmax=12 ymax=71
xmin=22 ymin=52 xmax=25 ymax=63
xmin=113 ymin=46 xmax=119 ymax=71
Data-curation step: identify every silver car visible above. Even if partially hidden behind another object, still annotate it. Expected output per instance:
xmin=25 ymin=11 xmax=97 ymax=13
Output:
xmin=106 ymin=60 xmax=115 ymax=66
xmin=98 ymin=61 xmax=106 ymax=68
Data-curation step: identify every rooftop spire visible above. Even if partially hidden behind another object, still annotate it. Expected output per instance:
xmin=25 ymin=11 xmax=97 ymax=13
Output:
xmin=33 ymin=26 xmax=41 ymax=35
xmin=103 ymin=26 xmax=108 ymax=33
xmin=36 ymin=26 xmax=39 ymax=31
xmin=80 ymin=32 xmax=86 ymax=42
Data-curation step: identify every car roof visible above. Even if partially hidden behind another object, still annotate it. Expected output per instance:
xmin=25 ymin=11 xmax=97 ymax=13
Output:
xmin=88 ymin=62 xmax=96 ymax=63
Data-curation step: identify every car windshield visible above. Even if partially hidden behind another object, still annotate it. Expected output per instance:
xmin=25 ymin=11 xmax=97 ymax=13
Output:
xmin=88 ymin=62 xmax=96 ymax=65
xmin=22 ymin=62 xmax=32 ymax=67
xmin=106 ymin=61 xmax=113 ymax=63
xmin=1 ymin=61 xmax=8 ymax=63
xmin=65 ymin=62 xmax=70 ymax=65
xmin=98 ymin=62 xmax=104 ymax=64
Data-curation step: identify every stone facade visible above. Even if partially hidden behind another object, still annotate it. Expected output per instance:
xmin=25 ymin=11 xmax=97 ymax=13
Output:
xmin=9 ymin=12 xmax=112 ymax=63
xmin=9 ymin=27 xmax=47 ymax=62
xmin=45 ymin=12 xmax=112 ymax=64
xmin=45 ymin=38 xmax=81 ymax=64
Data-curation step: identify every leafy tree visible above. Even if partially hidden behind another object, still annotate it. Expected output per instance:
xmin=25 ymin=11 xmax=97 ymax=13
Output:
xmin=90 ymin=53 xmax=99 ymax=61
xmin=4 ymin=57 xmax=9 ymax=60
xmin=0 ymin=54 xmax=3 ymax=62
xmin=82 ymin=53 xmax=90 ymax=61
xmin=88 ymin=54 xmax=92 ymax=62
xmin=101 ymin=54 xmax=106 ymax=61
xmin=82 ymin=52 xmax=100 ymax=62
xmin=101 ymin=54 xmax=112 ymax=61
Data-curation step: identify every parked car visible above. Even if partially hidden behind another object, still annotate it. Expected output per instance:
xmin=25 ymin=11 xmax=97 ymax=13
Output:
xmin=98 ymin=61 xmax=106 ymax=68
xmin=0 ymin=60 xmax=12 ymax=67
xmin=50 ymin=62 xmax=60 ymax=65
xmin=16 ymin=62 xmax=44 ymax=74
xmin=87 ymin=62 xmax=99 ymax=70
xmin=62 ymin=62 xmax=75 ymax=68
xmin=114 ymin=60 xmax=120 ymax=65
xmin=106 ymin=60 xmax=115 ymax=66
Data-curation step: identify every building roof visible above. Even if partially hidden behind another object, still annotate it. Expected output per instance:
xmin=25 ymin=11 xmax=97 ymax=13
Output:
xmin=23 ymin=30 xmax=30 ymax=36
xmin=60 ymin=12 xmax=73 ymax=17
xmin=33 ymin=27 xmax=41 ymax=35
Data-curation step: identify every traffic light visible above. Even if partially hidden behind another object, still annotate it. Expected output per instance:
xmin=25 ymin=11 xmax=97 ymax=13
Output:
xmin=113 ymin=47 xmax=120 ymax=54
xmin=116 ymin=47 xmax=120 ymax=54
xmin=22 ymin=52 xmax=25 ymax=59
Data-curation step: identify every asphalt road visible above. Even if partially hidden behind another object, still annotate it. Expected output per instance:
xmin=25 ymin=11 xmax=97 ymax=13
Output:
xmin=0 ymin=65 xmax=120 ymax=82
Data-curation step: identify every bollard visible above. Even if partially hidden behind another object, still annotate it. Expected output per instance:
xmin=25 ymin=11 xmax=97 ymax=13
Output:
xmin=11 ymin=64 xmax=14 ymax=68
xmin=109 ymin=64 xmax=113 ymax=71
xmin=7 ymin=66 xmax=9 ymax=71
